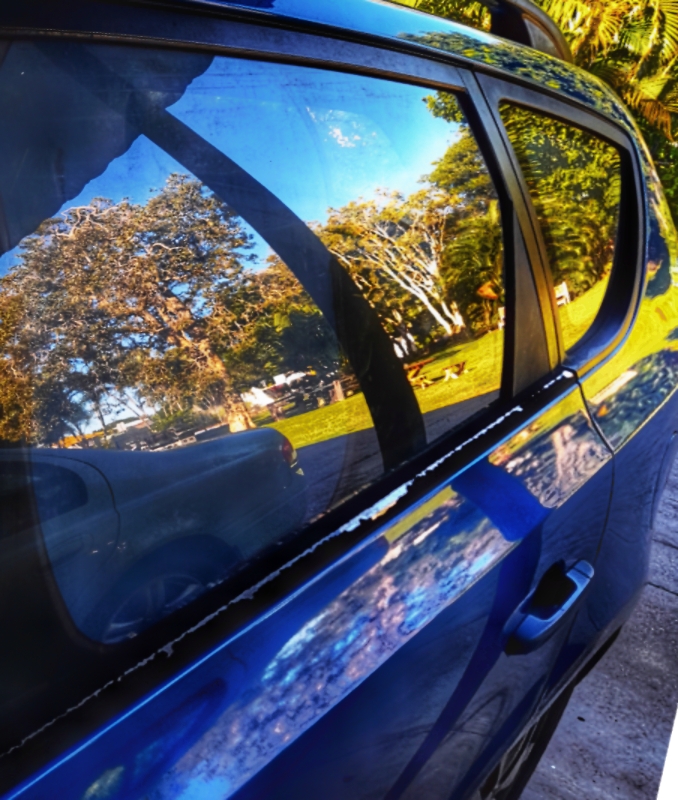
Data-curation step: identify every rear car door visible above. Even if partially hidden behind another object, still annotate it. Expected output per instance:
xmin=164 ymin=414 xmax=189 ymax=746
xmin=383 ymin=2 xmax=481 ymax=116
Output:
xmin=477 ymin=74 xmax=648 ymax=700
xmin=0 ymin=18 xmax=615 ymax=800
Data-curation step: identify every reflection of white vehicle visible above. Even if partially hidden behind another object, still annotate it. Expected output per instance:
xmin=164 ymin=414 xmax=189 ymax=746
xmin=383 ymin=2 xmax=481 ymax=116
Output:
xmin=245 ymin=370 xmax=350 ymax=420
xmin=2 ymin=429 xmax=306 ymax=643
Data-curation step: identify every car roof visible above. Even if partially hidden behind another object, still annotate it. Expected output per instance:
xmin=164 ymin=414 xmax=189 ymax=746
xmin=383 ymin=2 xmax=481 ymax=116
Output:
xmin=165 ymin=0 xmax=632 ymax=131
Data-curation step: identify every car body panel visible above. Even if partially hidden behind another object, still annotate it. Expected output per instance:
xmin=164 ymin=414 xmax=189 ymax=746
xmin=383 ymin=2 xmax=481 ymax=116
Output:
xmin=574 ymin=157 xmax=678 ymax=638
xmin=3 ymin=375 xmax=613 ymax=800
xmin=0 ymin=1 xmax=674 ymax=798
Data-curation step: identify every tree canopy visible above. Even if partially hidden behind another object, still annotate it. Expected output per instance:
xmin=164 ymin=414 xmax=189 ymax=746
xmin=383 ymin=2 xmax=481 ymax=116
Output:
xmin=0 ymin=113 xmax=506 ymax=446
xmin=0 ymin=176 xmax=259 ymax=442
xmin=394 ymin=0 xmax=678 ymax=228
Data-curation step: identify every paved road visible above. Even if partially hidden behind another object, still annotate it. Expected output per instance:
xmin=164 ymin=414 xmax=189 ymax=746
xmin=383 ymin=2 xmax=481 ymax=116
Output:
xmin=523 ymin=457 xmax=678 ymax=800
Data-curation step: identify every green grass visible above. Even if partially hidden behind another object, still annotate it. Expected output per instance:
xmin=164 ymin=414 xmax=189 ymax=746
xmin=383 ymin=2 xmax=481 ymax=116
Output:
xmin=265 ymin=392 xmax=374 ymax=449
xmin=264 ymin=332 xmax=503 ymax=450
xmin=265 ymin=281 xmax=678 ymax=454
xmin=412 ymin=329 xmax=503 ymax=415
xmin=559 ymin=279 xmax=609 ymax=351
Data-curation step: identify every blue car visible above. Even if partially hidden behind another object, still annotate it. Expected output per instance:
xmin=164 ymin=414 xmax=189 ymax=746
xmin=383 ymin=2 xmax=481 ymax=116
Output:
xmin=0 ymin=1 xmax=676 ymax=798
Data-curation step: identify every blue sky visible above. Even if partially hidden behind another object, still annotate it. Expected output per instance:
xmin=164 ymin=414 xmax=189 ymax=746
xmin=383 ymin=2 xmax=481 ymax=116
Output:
xmin=0 ymin=57 xmax=460 ymax=275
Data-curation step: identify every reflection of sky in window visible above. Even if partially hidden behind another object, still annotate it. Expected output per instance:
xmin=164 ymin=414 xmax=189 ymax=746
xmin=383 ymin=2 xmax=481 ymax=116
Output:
xmin=0 ymin=59 xmax=458 ymax=276
xmin=168 ymin=59 xmax=458 ymax=222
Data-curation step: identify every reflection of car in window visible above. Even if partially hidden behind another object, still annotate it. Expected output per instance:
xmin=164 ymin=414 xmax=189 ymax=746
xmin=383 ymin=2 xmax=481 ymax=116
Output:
xmin=0 ymin=1 xmax=676 ymax=799
xmin=4 ymin=430 xmax=306 ymax=643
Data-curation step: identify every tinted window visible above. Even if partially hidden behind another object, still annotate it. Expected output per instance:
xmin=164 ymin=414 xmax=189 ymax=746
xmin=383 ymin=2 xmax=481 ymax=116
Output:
xmin=324 ymin=91 xmax=505 ymax=444
xmin=0 ymin=41 xmax=503 ymax=641
xmin=0 ymin=461 xmax=87 ymax=534
xmin=500 ymin=104 xmax=622 ymax=352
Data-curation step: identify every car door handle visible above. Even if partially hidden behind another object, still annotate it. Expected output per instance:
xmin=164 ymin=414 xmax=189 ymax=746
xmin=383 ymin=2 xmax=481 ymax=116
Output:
xmin=504 ymin=560 xmax=594 ymax=655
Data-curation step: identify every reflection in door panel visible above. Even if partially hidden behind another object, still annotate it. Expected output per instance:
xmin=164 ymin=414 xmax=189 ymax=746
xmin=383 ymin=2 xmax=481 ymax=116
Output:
xmin=0 ymin=15 xmax=643 ymax=800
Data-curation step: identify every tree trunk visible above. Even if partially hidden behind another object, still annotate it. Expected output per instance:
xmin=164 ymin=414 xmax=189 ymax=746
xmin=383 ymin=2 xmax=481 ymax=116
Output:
xmin=154 ymin=289 xmax=255 ymax=432
xmin=197 ymin=344 xmax=254 ymax=432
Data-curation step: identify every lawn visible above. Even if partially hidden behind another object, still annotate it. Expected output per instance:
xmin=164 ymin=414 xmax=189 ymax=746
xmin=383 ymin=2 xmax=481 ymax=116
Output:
xmin=263 ymin=278 xmax=678 ymax=453
xmin=264 ymin=330 xmax=503 ymax=450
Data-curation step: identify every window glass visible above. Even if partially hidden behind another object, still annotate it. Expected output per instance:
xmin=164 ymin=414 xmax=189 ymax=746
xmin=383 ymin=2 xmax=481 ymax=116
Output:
xmin=321 ymin=91 xmax=505 ymax=444
xmin=0 ymin=41 xmax=503 ymax=642
xmin=499 ymin=103 xmax=622 ymax=352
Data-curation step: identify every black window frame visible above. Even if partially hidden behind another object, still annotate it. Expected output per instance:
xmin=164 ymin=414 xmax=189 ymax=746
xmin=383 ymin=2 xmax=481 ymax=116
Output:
xmin=475 ymin=74 xmax=646 ymax=377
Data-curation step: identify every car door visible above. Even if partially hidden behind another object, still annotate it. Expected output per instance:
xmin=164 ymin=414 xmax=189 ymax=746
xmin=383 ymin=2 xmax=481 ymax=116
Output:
xmin=476 ymin=74 xmax=648 ymax=703
xmin=0 ymin=28 xmax=614 ymax=800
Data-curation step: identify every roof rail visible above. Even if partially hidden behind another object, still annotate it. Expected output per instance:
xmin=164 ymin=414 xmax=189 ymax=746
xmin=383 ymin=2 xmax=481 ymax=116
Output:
xmin=484 ymin=0 xmax=573 ymax=62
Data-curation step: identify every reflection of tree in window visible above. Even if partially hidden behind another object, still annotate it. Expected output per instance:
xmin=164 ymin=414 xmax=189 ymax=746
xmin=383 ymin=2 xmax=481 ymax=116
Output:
xmin=0 ymin=74 xmax=504 ymax=458
xmin=0 ymin=176 xmax=258 ymax=444
xmin=500 ymin=104 xmax=622 ymax=352
xmin=321 ymin=95 xmax=504 ymax=441
xmin=0 ymin=174 xmax=362 ymax=451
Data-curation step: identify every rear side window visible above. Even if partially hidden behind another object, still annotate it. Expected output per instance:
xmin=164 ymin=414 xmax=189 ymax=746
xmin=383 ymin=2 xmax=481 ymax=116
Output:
xmin=499 ymin=104 xmax=622 ymax=353
xmin=0 ymin=41 xmax=504 ymax=642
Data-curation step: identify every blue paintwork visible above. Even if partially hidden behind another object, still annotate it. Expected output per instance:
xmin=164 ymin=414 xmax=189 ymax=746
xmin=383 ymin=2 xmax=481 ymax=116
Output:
xmin=3 ymin=1 xmax=678 ymax=799
xmin=575 ymin=147 xmax=678 ymax=640
xmin=6 ymin=378 xmax=615 ymax=799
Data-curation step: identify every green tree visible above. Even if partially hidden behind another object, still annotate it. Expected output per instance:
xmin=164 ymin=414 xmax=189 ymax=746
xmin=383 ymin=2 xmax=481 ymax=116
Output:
xmin=0 ymin=175 xmax=258 ymax=444
xmin=395 ymin=0 xmax=491 ymax=30
xmin=219 ymin=257 xmax=343 ymax=389
xmin=320 ymin=125 xmax=504 ymax=354
xmin=537 ymin=0 xmax=678 ymax=139
xmin=321 ymin=190 xmax=466 ymax=344
xmin=499 ymin=104 xmax=622 ymax=298
xmin=395 ymin=0 xmax=678 ymax=224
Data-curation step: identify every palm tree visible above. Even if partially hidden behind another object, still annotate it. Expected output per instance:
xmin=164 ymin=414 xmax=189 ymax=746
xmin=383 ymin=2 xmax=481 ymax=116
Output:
xmin=393 ymin=0 xmax=491 ymax=30
xmin=394 ymin=0 xmax=678 ymax=220
xmin=538 ymin=0 xmax=678 ymax=139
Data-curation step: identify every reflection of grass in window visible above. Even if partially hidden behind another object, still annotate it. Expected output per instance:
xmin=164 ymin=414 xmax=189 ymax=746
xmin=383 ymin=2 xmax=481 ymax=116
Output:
xmin=559 ymin=278 xmax=609 ymax=352
xmin=265 ymin=392 xmax=373 ymax=449
xmin=266 ymin=287 xmax=678 ymax=457
xmin=412 ymin=330 xmax=502 ymax=416
xmin=266 ymin=331 xmax=503 ymax=449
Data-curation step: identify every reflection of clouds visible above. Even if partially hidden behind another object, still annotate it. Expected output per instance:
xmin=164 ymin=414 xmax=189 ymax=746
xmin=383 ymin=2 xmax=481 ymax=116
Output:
xmin=151 ymin=492 xmax=511 ymax=798
xmin=309 ymin=108 xmax=372 ymax=150
xmin=328 ymin=127 xmax=361 ymax=148
xmin=492 ymin=411 xmax=608 ymax=508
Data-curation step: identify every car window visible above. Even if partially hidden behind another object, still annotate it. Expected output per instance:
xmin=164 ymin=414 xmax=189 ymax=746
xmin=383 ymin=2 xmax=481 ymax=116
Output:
xmin=0 ymin=40 xmax=504 ymax=642
xmin=320 ymin=91 xmax=505 ymax=444
xmin=499 ymin=103 xmax=622 ymax=353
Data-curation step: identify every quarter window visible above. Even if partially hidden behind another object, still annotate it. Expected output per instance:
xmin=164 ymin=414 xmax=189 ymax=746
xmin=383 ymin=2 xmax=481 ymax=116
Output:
xmin=499 ymin=104 xmax=622 ymax=353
